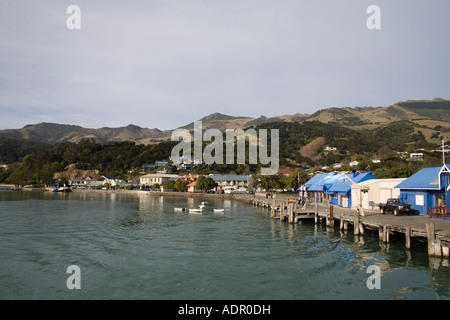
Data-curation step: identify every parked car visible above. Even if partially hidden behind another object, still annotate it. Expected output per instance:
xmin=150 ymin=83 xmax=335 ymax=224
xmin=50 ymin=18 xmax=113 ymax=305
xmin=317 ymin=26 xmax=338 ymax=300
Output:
xmin=224 ymin=187 xmax=235 ymax=194
xmin=215 ymin=189 xmax=224 ymax=194
xmin=378 ymin=198 xmax=413 ymax=215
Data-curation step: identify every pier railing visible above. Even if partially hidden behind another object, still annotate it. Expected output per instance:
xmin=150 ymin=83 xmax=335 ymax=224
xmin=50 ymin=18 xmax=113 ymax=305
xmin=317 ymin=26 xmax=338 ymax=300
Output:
xmin=428 ymin=206 xmax=450 ymax=220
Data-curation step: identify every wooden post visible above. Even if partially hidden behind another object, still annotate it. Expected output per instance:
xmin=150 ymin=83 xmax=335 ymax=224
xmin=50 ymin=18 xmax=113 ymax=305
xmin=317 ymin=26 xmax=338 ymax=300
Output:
xmin=378 ymin=226 xmax=384 ymax=241
xmin=288 ymin=203 xmax=294 ymax=223
xmin=340 ymin=214 xmax=344 ymax=230
xmin=271 ymin=199 xmax=276 ymax=218
xmin=426 ymin=221 xmax=434 ymax=256
xmin=426 ymin=221 xmax=441 ymax=257
xmin=354 ymin=215 xmax=359 ymax=235
xmin=384 ymin=225 xmax=389 ymax=243
xmin=405 ymin=226 xmax=412 ymax=249
xmin=359 ymin=221 xmax=365 ymax=235
xmin=443 ymin=246 xmax=450 ymax=259
xmin=315 ymin=193 xmax=319 ymax=224
xmin=327 ymin=205 xmax=334 ymax=227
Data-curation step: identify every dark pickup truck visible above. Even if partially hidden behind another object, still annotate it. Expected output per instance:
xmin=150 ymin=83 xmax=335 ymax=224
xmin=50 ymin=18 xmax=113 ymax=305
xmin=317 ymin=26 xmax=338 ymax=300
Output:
xmin=378 ymin=198 xmax=413 ymax=216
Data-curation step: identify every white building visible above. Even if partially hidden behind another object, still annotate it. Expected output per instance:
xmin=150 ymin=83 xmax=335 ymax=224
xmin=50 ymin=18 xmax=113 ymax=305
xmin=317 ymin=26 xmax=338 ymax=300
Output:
xmin=140 ymin=173 xmax=180 ymax=186
xmin=209 ymin=174 xmax=253 ymax=190
xmin=351 ymin=178 xmax=406 ymax=210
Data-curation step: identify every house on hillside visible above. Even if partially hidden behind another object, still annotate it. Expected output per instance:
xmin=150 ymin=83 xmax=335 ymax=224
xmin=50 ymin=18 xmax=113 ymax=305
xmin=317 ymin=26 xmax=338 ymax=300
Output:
xmin=155 ymin=160 xmax=169 ymax=167
xmin=409 ymin=153 xmax=424 ymax=161
xmin=395 ymin=164 xmax=450 ymax=215
xmin=142 ymin=163 xmax=156 ymax=172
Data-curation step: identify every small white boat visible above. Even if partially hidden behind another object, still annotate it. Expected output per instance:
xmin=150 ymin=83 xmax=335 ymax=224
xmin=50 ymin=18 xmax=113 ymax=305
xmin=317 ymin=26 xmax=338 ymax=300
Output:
xmin=174 ymin=207 xmax=186 ymax=212
xmin=213 ymin=208 xmax=225 ymax=213
xmin=53 ymin=186 xmax=72 ymax=192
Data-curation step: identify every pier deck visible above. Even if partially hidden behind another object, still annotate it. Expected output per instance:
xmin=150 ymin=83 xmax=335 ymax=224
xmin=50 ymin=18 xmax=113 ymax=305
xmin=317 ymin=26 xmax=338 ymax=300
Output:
xmin=239 ymin=194 xmax=450 ymax=259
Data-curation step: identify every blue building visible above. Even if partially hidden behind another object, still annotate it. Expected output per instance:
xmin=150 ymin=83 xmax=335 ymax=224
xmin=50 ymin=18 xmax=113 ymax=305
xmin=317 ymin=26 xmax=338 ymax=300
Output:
xmin=305 ymin=171 xmax=376 ymax=208
xmin=395 ymin=164 xmax=450 ymax=215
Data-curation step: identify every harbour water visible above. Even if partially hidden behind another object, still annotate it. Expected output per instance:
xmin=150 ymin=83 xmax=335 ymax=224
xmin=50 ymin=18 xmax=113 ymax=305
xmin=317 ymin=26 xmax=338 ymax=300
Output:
xmin=1 ymin=190 xmax=449 ymax=300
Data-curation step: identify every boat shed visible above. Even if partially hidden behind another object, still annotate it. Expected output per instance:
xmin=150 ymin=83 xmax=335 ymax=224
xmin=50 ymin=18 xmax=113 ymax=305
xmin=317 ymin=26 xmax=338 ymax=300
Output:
xmin=395 ymin=164 xmax=450 ymax=215
xmin=305 ymin=171 xmax=376 ymax=208
xmin=351 ymin=178 xmax=406 ymax=210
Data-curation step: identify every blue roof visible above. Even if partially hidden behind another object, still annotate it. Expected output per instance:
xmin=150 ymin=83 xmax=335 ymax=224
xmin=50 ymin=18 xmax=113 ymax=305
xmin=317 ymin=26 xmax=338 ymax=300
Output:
xmin=305 ymin=172 xmax=376 ymax=193
xmin=326 ymin=172 xmax=375 ymax=195
xmin=306 ymin=173 xmax=338 ymax=192
xmin=304 ymin=173 xmax=329 ymax=189
xmin=395 ymin=166 xmax=446 ymax=190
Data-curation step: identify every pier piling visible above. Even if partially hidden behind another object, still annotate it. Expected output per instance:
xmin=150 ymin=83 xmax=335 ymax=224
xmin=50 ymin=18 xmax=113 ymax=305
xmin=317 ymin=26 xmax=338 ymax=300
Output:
xmin=244 ymin=194 xmax=450 ymax=259
xmin=426 ymin=221 xmax=442 ymax=257
xmin=405 ymin=226 xmax=412 ymax=249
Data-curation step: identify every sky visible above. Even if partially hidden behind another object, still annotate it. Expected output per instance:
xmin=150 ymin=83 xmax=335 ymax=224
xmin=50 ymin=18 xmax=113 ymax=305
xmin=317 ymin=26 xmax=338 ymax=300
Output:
xmin=0 ymin=0 xmax=449 ymax=131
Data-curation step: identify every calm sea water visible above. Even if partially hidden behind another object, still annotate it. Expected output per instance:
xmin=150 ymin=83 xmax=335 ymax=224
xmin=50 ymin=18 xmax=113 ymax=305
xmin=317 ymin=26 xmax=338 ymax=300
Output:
xmin=1 ymin=190 xmax=449 ymax=300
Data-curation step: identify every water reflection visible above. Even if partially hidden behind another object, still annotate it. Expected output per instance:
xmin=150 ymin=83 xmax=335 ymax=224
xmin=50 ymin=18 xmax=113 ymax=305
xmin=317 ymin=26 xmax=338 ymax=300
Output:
xmin=2 ymin=190 xmax=450 ymax=299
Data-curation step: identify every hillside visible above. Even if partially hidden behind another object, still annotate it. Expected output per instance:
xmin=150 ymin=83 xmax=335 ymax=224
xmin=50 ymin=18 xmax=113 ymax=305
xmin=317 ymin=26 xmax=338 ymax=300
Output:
xmin=0 ymin=123 xmax=165 ymax=145
xmin=179 ymin=112 xmax=253 ymax=131
xmin=0 ymin=98 xmax=449 ymax=146
xmin=306 ymin=98 xmax=450 ymax=130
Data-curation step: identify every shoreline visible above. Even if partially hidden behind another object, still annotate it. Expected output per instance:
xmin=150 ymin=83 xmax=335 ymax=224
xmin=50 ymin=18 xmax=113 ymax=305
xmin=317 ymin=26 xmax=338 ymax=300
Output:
xmin=16 ymin=187 xmax=305 ymax=205
xmin=69 ymin=188 xmax=301 ymax=203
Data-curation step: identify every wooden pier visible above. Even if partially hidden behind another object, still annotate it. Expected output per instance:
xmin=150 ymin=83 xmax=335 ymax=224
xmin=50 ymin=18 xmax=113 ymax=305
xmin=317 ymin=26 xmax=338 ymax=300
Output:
xmin=245 ymin=195 xmax=450 ymax=259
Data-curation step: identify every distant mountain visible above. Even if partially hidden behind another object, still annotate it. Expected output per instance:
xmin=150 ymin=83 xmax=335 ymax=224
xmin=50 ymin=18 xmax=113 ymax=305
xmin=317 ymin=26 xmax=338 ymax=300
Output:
xmin=179 ymin=112 xmax=253 ymax=131
xmin=0 ymin=98 xmax=449 ymax=145
xmin=0 ymin=123 xmax=164 ymax=145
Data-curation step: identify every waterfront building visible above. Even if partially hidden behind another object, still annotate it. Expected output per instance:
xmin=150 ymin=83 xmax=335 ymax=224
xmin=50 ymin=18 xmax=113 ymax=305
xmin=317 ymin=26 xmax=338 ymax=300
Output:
xmin=140 ymin=173 xmax=181 ymax=186
xmin=351 ymin=178 xmax=406 ymax=210
xmin=305 ymin=171 xmax=376 ymax=208
xmin=187 ymin=181 xmax=198 ymax=193
xmin=396 ymin=164 xmax=450 ymax=215
xmin=209 ymin=174 xmax=253 ymax=190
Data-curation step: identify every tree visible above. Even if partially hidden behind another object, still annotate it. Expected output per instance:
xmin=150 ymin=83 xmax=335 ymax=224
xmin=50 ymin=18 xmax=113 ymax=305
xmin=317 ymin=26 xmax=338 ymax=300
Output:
xmin=163 ymin=180 xmax=175 ymax=191
xmin=174 ymin=179 xmax=189 ymax=192
xmin=58 ymin=176 xmax=69 ymax=187
xmin=195 ymin=176 xmax=217 ymax=191
xmin=152 ymin=183 xmax=160 ymax=189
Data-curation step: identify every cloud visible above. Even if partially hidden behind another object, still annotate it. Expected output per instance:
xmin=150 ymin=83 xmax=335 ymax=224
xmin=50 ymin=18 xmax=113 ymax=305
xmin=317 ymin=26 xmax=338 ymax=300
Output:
xmin=0 ymin=0 xmax=449 ymax=130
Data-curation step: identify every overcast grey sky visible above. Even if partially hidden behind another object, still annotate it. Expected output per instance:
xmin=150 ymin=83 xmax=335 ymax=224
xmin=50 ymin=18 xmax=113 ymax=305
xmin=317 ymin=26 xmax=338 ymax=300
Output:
xmin=0 ymin=0 xmax=449 ymax=130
